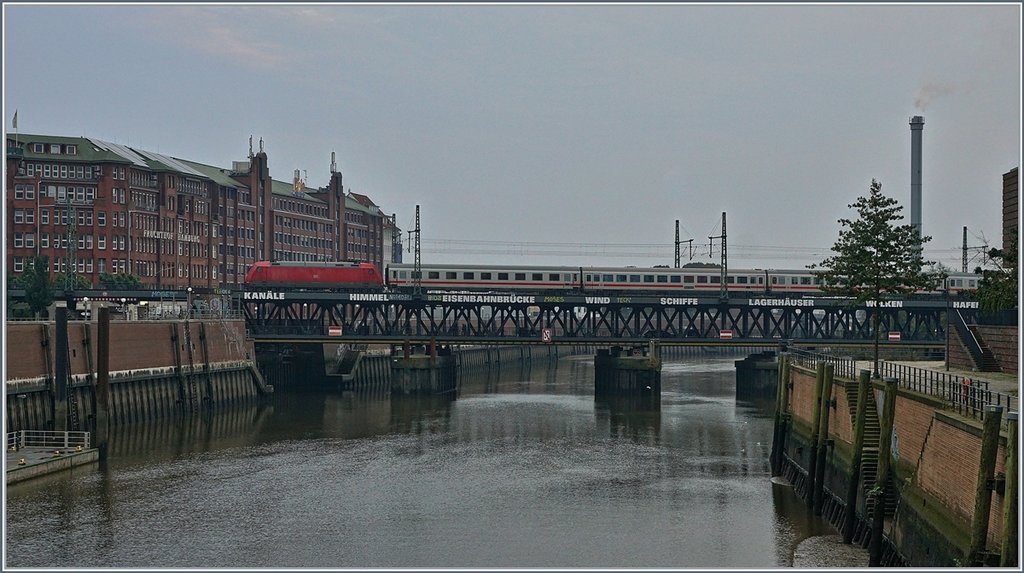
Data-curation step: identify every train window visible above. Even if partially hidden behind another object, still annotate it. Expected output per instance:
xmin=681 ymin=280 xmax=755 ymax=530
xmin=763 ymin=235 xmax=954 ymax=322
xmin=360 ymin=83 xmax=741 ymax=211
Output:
xmin=813 ymin=277 xmax=823 ymax=285
xmin=463 ymin=272 xmax=475 ymax=280
xmin=683 ymin=276 xmax=694 ymax=283
xmin=696 ymin=276 xmax=708 ymax=284
xmin=616 ymin=274 xmax=626 ymax=282
xmin=737 ymin=276 xmax=748 ymax=284
xmin=446 ymin=272 xmax=457 ymax=279
xmin=605 ymin=274 xmax=615 ymax=282
xmin=790 ymin=277 xmax=799 ymax=285
xmin=481 ymin=272 xmax=492 ymax=280
xmin=428 ymin=272 xmax=440 ymax=279
xmin=499 ymin=273 xmax=509 ymax=280
xmin=671 ymin=276 xmax=681 ymax=283
xmin=727 ymin=276 xmax=735 ymax=283
xmin=549 ymin=273 xmax=560 ymax=281
xmin=800 ymin=277 xmax=811 ymax=285
xmin=710 ymin=276 xmax=720 ymax=284
xmin=644 ymin=275 xmax=655 ymax=283
xmin=771 ymin=276 xmax=779 ymax=285
xmin=657 ymin=275 xmax=668 ymax=283
xmin=629 ymin=275 xmax=641 ymax=283
xmin=756 ymin=276 xmax=764 ymax=284
xmin=399 ymin=271 xmax=408 ymax=279
xmin=515 ymin=273 xmax=526 ymax=280
xmin=532 ymin=273 xmax=543 ymax=281
xmin=572 ymin=274 xmax=578 ymax=282
xmin=969 ymin=279 xmax=976 ymax=288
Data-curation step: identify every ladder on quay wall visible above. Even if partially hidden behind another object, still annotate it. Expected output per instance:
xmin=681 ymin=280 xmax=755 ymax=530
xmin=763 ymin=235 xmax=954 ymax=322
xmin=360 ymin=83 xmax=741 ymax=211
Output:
xmin=843 ymin=382 xmax=897 ymax=519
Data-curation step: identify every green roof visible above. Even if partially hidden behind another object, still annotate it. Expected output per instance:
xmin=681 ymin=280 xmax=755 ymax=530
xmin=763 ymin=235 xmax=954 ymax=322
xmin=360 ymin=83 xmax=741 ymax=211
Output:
xmin=6 ymin=133 xmax=131 ymax=163
xmin=178 ymin=158 xmax=248 ymax=189
xmin=345 ymin=195 xmax=378 ymax=215
xmin=270 ymin=178 xmax=324 ymax=203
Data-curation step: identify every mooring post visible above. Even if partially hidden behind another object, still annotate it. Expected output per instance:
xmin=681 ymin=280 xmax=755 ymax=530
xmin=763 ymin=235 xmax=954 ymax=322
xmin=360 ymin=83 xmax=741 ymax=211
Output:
xmin=1000 ymin=411 xmax=1018 ymax=567
xmin=95 ymin=307 xmax=111 ymax=459
xmin=806 ymin=362 xmax=826 ymax=500
xmin=869 ymin=376 xmax=898 ymax=567
xmin=843 ymin=369 xmax=872 ymax=544
xmin=967 ymin=405 xmax=1004 ymax=566
xmin=813 ymin=363 xmax=835 ymax=515
xmin=770 ymin=354 xmax=786 ymax=476
xmin=53 ymin=305 xmax=70 ymax=432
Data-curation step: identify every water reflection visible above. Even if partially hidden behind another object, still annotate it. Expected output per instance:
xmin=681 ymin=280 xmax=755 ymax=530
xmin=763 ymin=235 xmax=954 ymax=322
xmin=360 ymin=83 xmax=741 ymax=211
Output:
xmin=5 ymin=353 xmax=863 ymax=568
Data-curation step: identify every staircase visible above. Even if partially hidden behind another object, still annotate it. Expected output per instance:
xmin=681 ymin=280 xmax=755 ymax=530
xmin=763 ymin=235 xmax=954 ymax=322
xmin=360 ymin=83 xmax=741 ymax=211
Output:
xmin=967 ymin=326 xmax=1001 ymax=372
xmin=843 ymin=382 xmax=897 ymax=518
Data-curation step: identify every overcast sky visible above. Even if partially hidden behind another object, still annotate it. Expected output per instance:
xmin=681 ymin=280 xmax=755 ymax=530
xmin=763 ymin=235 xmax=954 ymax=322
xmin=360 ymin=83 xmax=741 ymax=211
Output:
xmin=3 ymin=3 xmax=1020 ymax=270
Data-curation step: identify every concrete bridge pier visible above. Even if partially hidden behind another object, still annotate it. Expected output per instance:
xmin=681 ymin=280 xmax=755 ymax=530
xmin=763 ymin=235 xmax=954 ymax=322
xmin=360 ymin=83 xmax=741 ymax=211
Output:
xmin=735 ymin=351 xmax=779 ymax=401
xmin=594 ymin=343 xmax=662 ymax=397
xmin=390 ymin=340 xmax=457 ymax=395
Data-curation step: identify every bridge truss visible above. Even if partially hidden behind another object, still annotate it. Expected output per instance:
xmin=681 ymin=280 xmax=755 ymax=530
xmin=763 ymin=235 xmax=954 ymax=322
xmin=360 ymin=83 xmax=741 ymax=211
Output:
xmin=236 ymin=291 xmax=976 ymax=344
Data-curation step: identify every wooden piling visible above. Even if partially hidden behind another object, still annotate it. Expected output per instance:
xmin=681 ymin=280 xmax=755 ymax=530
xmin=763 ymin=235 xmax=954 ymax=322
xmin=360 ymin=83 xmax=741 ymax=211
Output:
xmin=770 ymin=354 xmax=786 ymax=476
xmin=843 ymin=369 xmax=872 ymax=544
xmin=806 ymin=362 xmax=826 ymax=501
xmin=53 ymin=306 xmax=69 ymax=432
xmin=95 ymin=307 xmax=111 ymax=459
xmin=813 ymin=363 xmax=835 ymax=515
xmin=869 ymin=376 xmax=898 ymax=567
xmin=967 ymin=405 xmax=1003 ymax=566
xmin=1000 ymin=411 xmax=1018 ymax=567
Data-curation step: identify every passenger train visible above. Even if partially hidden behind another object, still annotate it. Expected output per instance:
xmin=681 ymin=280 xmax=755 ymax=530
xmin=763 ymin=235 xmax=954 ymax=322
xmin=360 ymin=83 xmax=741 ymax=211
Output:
xmin=244 ymin=261 xmax=980 ymax=296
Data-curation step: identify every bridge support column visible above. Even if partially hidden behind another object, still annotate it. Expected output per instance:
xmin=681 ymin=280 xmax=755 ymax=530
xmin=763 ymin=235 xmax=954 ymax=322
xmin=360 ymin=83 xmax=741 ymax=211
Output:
xmin=735 ymin=351 xmax=778 ymax=401
xmin=391 ymin=347 xmax=456 ymax=395
xmin=594 ymin=345 xmax=661 ymax=397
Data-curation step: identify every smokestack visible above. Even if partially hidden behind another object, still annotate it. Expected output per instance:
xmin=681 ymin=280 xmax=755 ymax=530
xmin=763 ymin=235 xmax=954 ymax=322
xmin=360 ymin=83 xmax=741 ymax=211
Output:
xmin=910 ymin=115 xmax=924 ymax=237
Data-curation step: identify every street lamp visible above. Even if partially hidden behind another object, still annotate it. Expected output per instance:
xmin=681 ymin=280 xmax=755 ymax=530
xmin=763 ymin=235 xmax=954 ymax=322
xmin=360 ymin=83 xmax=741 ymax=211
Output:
xmin=186 ymin=287 xmax=194 ymax=319
xmin=82 ymin=297 xmax=90 ymax=321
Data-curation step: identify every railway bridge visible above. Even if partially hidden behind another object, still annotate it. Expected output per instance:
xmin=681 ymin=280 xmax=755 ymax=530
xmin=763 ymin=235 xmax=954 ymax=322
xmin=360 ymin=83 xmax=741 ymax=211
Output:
xmin=235 ymin=289 xmax=977 ymax=348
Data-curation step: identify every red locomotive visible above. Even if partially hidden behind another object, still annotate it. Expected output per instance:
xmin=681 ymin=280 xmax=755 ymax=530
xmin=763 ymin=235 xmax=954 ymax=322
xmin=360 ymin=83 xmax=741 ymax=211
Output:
xmin=244 ymin=261 xmax=385 ymax=291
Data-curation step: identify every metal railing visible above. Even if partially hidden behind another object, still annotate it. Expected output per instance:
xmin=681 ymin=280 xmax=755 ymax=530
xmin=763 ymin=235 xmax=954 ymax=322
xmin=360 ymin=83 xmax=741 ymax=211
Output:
xmin=6 ymin=430 xmax=91 ymax=451
xmin=786 ymin=349 xmax=1017 ymax=422
xmin=788 ymin=348 xmax=859 ymax=380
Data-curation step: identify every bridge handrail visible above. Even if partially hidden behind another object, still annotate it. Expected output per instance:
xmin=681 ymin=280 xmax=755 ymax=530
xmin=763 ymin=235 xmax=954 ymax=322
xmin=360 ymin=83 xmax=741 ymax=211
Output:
xmin=7 ymin=430 xmax=91 ymax=450
xmin=949 ymin=309 xmax=987 ymax=369
xmin=786 ymin=350 xmax=1017 ymax=422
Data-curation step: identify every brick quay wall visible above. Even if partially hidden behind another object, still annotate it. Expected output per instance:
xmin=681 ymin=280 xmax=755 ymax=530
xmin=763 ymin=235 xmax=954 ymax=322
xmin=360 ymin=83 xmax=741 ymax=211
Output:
xmin=781 ymin=362 xmax=1013 ymax=567
xmin=5 ymin=320 xmax=270 ymax=432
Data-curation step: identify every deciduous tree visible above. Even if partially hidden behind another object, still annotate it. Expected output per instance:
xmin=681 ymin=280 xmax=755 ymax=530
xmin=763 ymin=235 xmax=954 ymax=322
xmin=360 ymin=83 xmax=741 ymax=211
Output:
xmin=809 ymin=179 xmax=941 ymax=375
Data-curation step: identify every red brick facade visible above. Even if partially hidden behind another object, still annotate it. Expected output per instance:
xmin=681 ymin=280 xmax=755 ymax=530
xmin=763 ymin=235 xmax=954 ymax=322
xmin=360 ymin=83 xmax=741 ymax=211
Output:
xmin=6 ymin=133 xmax=399 ymax=291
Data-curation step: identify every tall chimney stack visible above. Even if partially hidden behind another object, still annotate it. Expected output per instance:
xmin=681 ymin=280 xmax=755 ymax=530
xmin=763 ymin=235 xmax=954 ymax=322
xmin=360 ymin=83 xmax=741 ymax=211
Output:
xmin=910 ymin=115 xmax=924 ymax=237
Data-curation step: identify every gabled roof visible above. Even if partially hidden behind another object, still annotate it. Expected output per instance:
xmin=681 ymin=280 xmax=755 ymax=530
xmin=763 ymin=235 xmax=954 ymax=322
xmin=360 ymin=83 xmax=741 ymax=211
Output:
xmin=348 ymin=191 xmax=377 ymax=208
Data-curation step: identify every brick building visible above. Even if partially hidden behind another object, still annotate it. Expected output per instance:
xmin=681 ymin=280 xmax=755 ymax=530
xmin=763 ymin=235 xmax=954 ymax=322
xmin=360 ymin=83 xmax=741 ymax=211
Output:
xmin=5 ymin=133 xmax=400 ymax=290
xmin=1003 ymin=166 xmax=1018 ymax=251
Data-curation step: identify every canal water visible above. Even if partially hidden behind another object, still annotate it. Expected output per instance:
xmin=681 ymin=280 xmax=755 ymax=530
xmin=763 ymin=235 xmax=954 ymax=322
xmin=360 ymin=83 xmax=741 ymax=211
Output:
xmin=5 ymin=353 xmax=867 ymax=568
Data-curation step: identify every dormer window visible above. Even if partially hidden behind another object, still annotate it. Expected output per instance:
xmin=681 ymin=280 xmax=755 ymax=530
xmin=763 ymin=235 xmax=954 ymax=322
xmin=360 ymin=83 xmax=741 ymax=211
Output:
xmin=32 ymin=143 xmax=44 ymax=153
xmin=66 ymin=145 xmax=77 ymax=155
xmin=50 ymin=144 xmax=60 ymax=154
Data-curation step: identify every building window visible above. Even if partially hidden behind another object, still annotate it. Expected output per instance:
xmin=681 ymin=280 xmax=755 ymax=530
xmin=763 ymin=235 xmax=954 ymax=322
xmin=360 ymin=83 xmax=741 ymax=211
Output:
xmin=14 ymin=209 xmax=23 ymax=223
xmin=26 ymin=210 xmax=34 ymax=224
xmin=33 ymin=143 xmax=44 ymax=153
xmin=14 ymin=184 xmax=24 ymax=199
xmin=67 ymin=145 xmax=77 ymax=155
xmin=50 ymin=144 xmax=60 ymax=154
xmin=14 ymin=233 xmax=23 ymax=247
xmin=14 ymin=257 xmax=24 ymax=272
xmin=98 ymin=211 xmax=106 ymax=226
xmin=41 ymin=234 xmax=48 ymax=248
